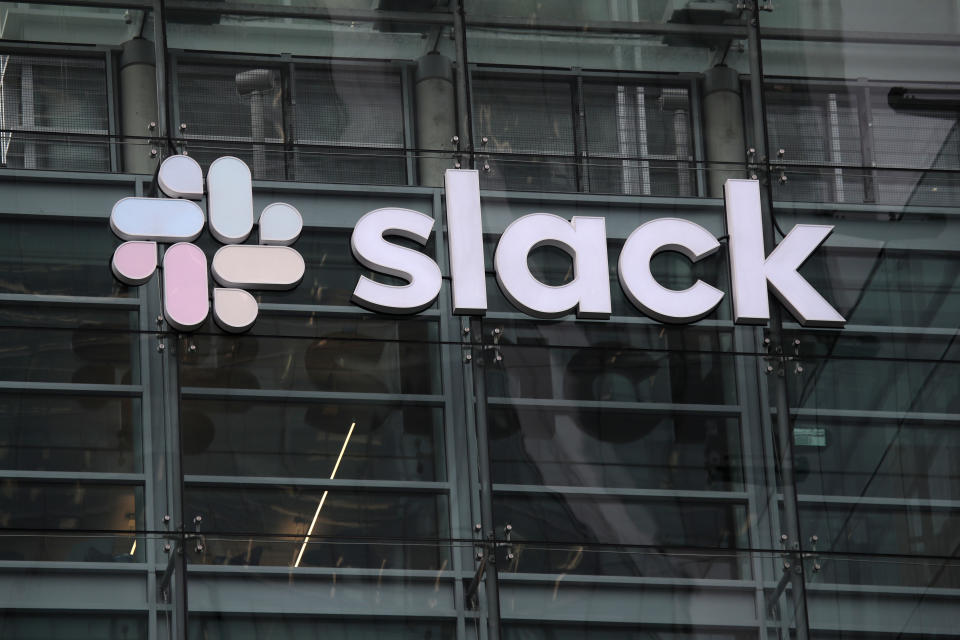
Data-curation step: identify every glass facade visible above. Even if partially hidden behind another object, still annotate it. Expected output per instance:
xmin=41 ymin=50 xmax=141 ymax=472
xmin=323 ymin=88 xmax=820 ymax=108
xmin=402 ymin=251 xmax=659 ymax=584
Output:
xmin=0 ymin=1 xmax=958 ymax=639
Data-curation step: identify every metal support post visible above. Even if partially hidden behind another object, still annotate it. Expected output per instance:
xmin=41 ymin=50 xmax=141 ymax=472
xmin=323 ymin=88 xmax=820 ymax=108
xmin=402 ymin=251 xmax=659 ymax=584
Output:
xmin=451 ymin=0 xmax=474 ymax=169
xmin=745 ymin=2 xmax=810 ymax=638
xmin=120 ymin=38 xmax=159 ymax=173
xmin=415 ymin=52 xmax=457 ymax=186
xmin=702 ymin=65 xmax=747 ymax=197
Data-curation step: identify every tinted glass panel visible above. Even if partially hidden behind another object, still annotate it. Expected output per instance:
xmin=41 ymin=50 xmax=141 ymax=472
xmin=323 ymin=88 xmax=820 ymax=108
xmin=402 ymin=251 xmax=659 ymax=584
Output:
xmin=182 ymin=399 xmax=443 ymax=482
xmin=185 ymin=487 xmax=446 ymax=569
xmin=0 ymin=393 xmax=139 ymax=473
xmin=0 ymin=481 xmax=142 ymax=562
xmin=0 ymin=218 xmax=130 ymax=297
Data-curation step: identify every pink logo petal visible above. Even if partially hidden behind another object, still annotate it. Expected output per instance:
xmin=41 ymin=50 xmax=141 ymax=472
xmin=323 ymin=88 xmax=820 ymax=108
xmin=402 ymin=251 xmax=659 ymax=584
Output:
xmin=163 ymin=243 xmax=210 ymax=331
xmin=112 ymin=241 xmax=157 ymax=285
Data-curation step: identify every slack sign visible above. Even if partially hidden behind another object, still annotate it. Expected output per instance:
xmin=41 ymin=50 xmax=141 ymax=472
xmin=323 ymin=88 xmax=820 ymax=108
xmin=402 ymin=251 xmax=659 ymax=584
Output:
xmin=352 ymin=170 xmax=845 ymax=328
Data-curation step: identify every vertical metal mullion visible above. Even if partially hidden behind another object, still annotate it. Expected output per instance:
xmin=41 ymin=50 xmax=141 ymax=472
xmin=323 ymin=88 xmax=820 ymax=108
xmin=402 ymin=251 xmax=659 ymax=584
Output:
xmin=105 ymin=49 xmax=120 ymax=172
xmin=286 ymin=60 xmax=298 ymax=181
xmin=433 ymin=189 xmax=469 ymax=640
xmin=635 ymin=86 xmax=652 ymax=195
xmin=452 ymin=0 xmax=474 ymax=169
xmin=134 ymin=176 xmax=160 ymax=640
xmin=573 ymin=75 xmax=589 ymax=193
xmin=857 ymin=80 xmax=877 ymax=203
xmin=733 ymin=324 xmax=774 ymax=640
xmin=401 ymin=62 xmax=417 ymax=186
xmin=167 ymin=55 xmax=180 ymax=158
xmin=280 ymin=54 xmax=297 ymax=180
xmin=152 ymin=0 xmax=169 ymax=152
xmin=689 ymin=75 xmax=708 ymax=198
xmin=746 ymin=3 xmax=810 ymax=639
xmin=21 ymin=62 xmax=36 ymax=169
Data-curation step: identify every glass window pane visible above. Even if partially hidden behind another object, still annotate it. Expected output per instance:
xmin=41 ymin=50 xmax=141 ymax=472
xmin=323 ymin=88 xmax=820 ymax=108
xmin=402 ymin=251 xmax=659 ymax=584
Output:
xmin=494 ymin=494 xmax=747 ymax=578
xmin=0 ymin=307 xmax=138 ymax=385
xmin=484 ymin=321 xmax=736 ymax=406
xmin=0 ymin=218 xmax=131 ymax=297
xmin=185 ymin=487 xmax=447 ymax=570
xmin=181 ymin=399 xmax=443 ymax=482
xmin=0 ymin=613 xmax=147 ymax=640
xmin=0 ymin=54 xmax=110 ymax=171
xmin=179 ymin=316 xmax=439 ymax=395
xmin=190 ymin=617 xmax=453 ymax=640
xmin=0 ymin=393 xmax=139 ymax=473
xmin=490 ymin=407 xmax=741 ymax=491
xmin=0 ymin=481 xmax=142 ymax=562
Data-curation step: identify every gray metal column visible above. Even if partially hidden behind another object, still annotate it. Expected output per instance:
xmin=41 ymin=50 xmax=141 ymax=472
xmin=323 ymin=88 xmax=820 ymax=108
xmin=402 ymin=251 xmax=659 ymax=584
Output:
xmin=120 ymin=38 xmax=159 ymax=174
xmin=702 ymin=65 xmax=746 ymax=197
xmin=744 ymin=2 xmax=811 ymax=639
xmin=415 ymin=52 xmax=457 ymax=187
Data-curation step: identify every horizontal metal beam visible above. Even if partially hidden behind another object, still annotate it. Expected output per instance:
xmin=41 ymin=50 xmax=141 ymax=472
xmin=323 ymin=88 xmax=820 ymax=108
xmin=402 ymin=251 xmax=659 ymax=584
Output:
xmin=184 ymin=475 xmax=448 ymax=493
xmin=761 ymin=26 xmax=960 ymax=48
xmin=180 ymin=387 xmax=445 ymax=406
xmin=485 ymin=396 xmax=742 ymax=415
xmin=0 ymin=470 xmax=144 ymax=484
xmin=493 ymin=484 xmax=749 ymax=503
xmin=786 ymin=407 xmax=960 ymax=423
xmin=0 ymin=381 xmax=142 ymax=396
xmin=467 ymin=16 xmax=746 ymax=39
xmin=3 ymin=0 xmax=151 ymax=8
xmin=0 ymin=293 xmax=139 ymax=309
xmin=163 ymin=1 xmax=453 ymax=25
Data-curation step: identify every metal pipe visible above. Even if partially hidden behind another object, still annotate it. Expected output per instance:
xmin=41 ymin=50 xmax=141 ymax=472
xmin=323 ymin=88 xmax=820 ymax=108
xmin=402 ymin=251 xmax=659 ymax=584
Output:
xmin=745 ymin=3 xmax=810 ymax=639
xmin=415 ymin=52 xmax=457 ymax=186
xmin=470 ymin=322 xmax=501 ymax=640
xmin=119 ymin=38 xmax=158 ymax=174
xmin=451 ymin=0 xmax=473 ymax=168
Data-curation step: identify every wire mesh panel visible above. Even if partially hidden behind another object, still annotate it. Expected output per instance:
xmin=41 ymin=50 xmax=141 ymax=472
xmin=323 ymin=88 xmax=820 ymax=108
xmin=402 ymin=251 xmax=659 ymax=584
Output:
xmin=176 ymin=62 xmax=286 ymax=179
xmin=582 ymin=82 xmax=694 ymax=196
xmin=870 ymin=88 xmax=960 ymax=207
xmin=765 ymin=84 xmax=864 ymax=204
xmin=472 ymin=75 xmax=577 ymax=192
xmin=0 ymin=53 xmax=110 ymax=171
xmin=293 ymin=66 xmax=406 ymax=185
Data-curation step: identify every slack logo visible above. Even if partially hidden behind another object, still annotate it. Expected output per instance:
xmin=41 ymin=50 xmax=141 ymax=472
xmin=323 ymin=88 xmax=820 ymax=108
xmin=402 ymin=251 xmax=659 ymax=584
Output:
xmin=351 ymin=170 xmax=845 ymax=327
xmin=109 ymin=155 xmax=305 ymax=332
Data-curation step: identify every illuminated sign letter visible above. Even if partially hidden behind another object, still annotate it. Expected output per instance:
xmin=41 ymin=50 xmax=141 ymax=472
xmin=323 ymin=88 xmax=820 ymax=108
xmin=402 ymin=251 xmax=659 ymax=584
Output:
xmin=350 ymin=208 xmax=443 ymax=314
xmin=724 ymin=179 xmax=845 ymax=327
xmin=618 ymin=218 xmax=724 ymax=323
xmin=444 ymin=169 xmax=488 ymax=314
xmin=494 ymin=214 xmax=611 ymax=319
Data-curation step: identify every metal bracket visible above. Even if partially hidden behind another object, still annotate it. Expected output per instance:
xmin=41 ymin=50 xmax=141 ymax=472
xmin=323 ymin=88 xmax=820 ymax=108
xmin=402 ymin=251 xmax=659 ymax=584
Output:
xmin=766 ymin=534 xmax=821 ymax=614
xmin=762 ymin=337 xmax=803 ymax=377
xmin=157 ymin=515 xmax=206 ymax=604
xmin=465 ymin=523 xmax=513 ymax=609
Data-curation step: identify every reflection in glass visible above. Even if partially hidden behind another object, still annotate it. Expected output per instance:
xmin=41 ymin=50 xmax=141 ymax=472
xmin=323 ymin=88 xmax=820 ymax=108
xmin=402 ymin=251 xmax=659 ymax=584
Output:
xmin=495 ymin=495 xmax=747 ymax=578
xmin=0 ymin=613 xmax=147 ymax=640
xmin=505 ymin=625 xmax=752 ymax=640
xmin=490 ymin=407 xmax=740 ymax=491
xmin=185 ymin=488 xmax=446 ymax=570
xmin=0 ymin=219 xmax=130 ymax=297
xmin=0 ymin=481 xmax=142 ymax=562
xmin=798 ymin=505 xmax=960 ymax=587
xmin=0 ymin=307 xmax=137 ymax=385
xmin=485 ymin=321 xmax=735 ymax=405
xmin=182 ymin=399 xmax=442 ymax=482
xmin=0 ymin=393 xmax=138 ymax=473
xmin=189 ymin=617 xmax=453 ymax=640
xmin=801 ymin=247 xmax=960 ymax=329
xmin=792 ymin=416 xmax=960 ymax=501
xmin=179 ymin=315 xmax=439 ymax=395
xmin=786 ymin=332 xmax=960 ymax=413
